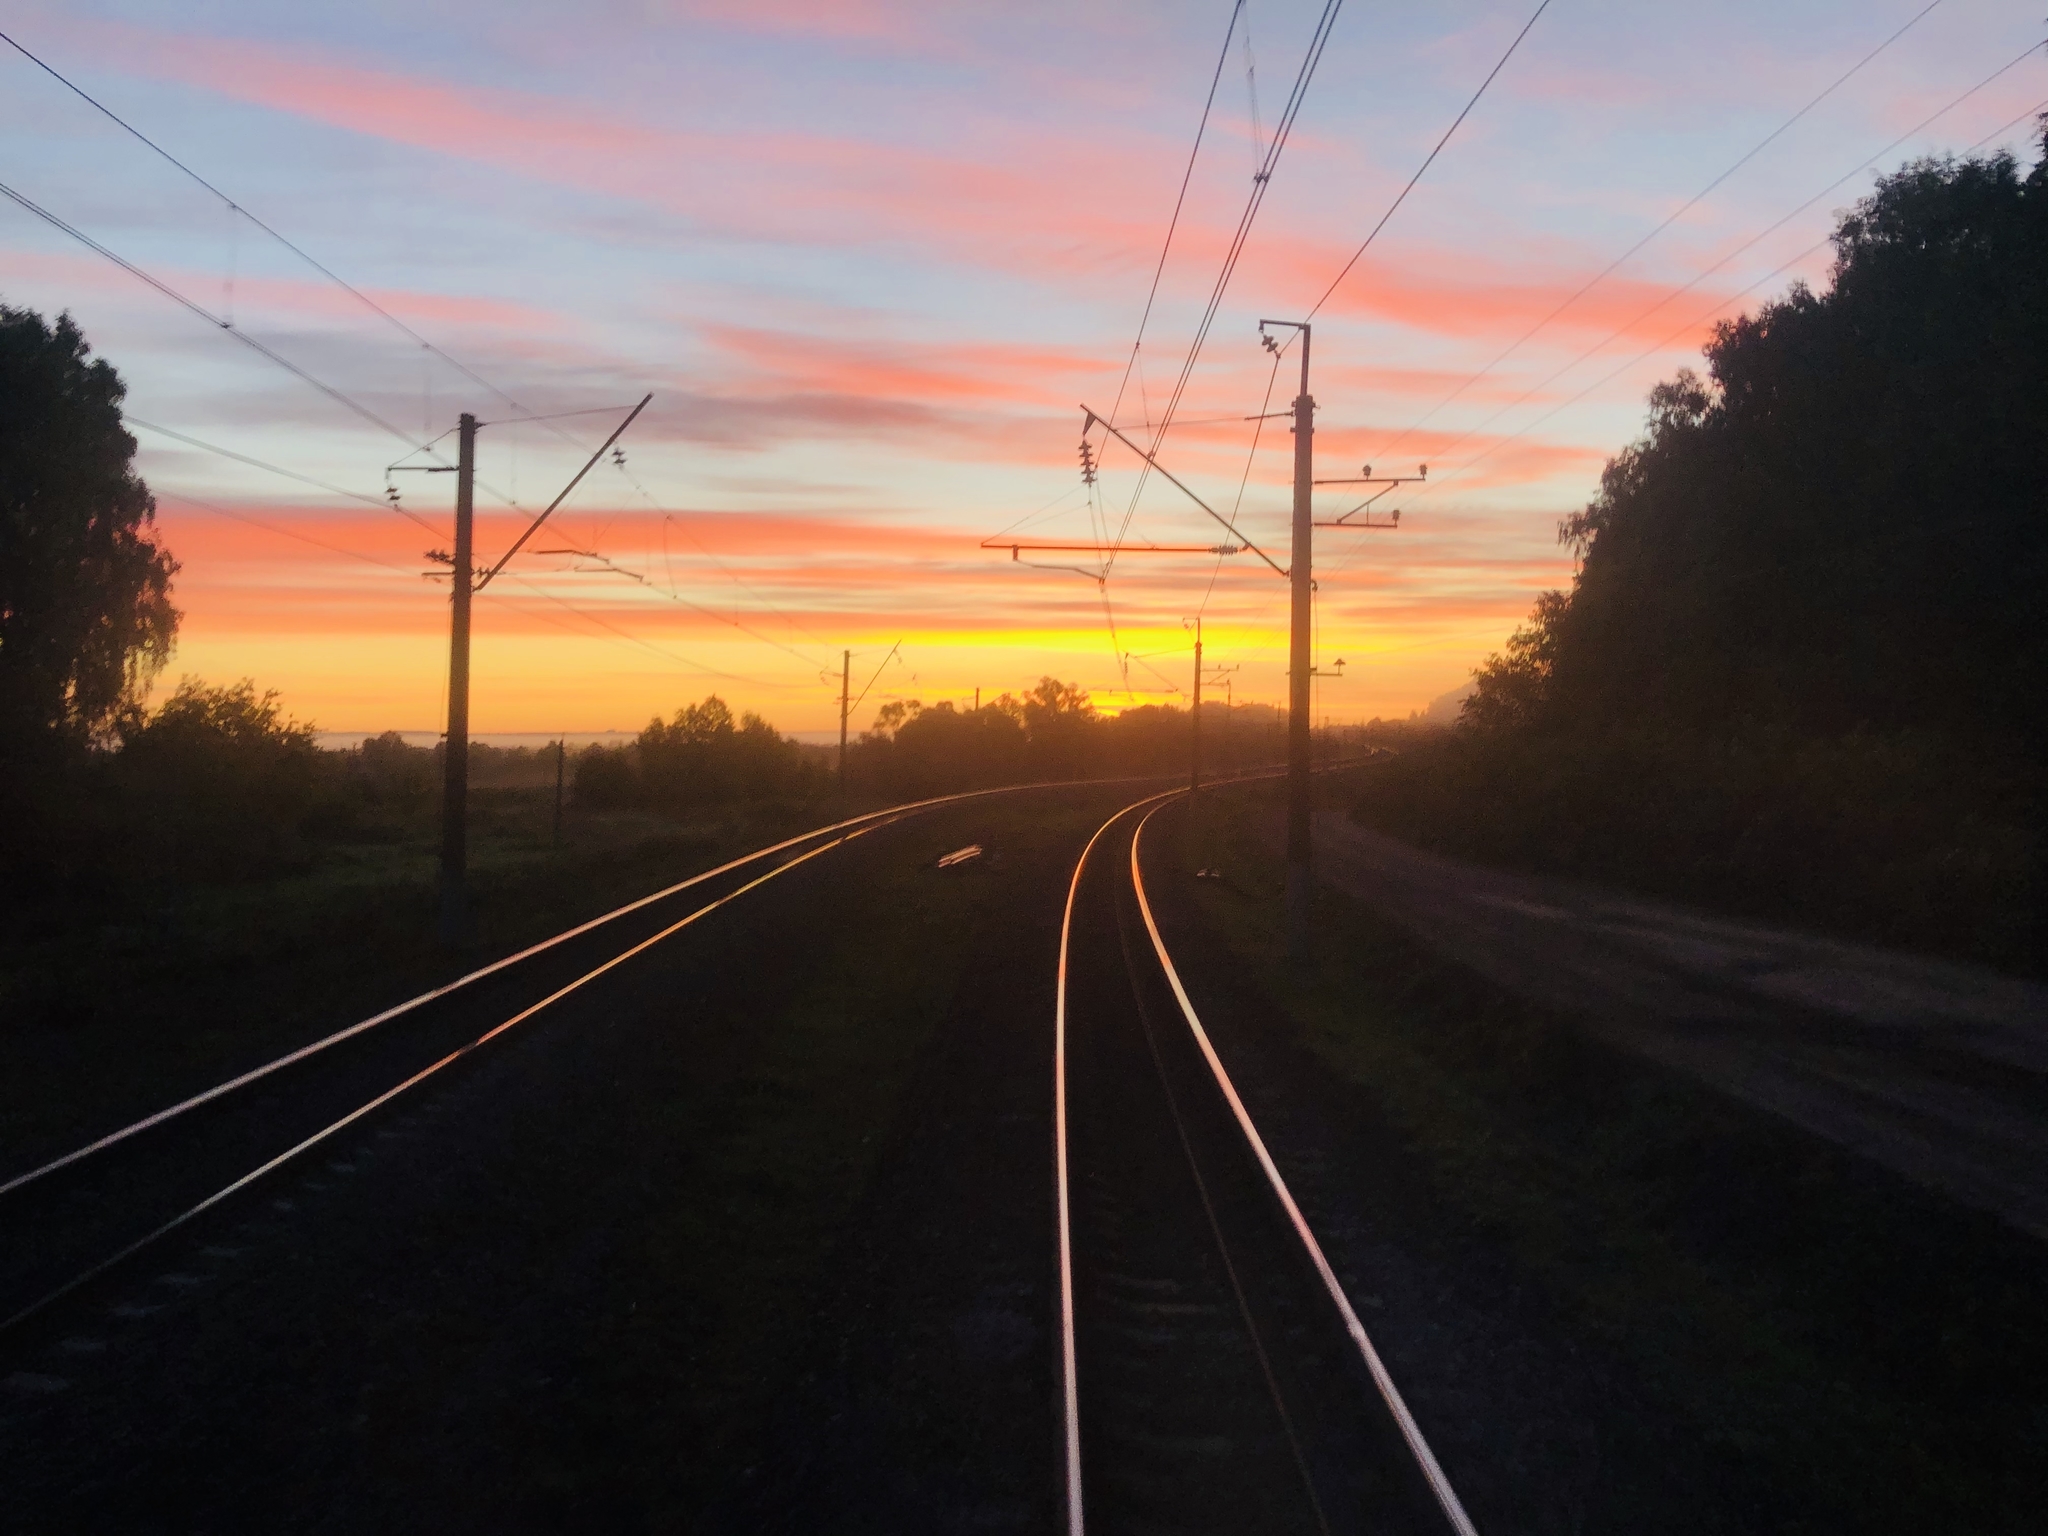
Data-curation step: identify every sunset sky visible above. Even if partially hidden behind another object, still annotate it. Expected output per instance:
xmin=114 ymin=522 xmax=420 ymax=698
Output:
xmin=3 ymin=1 xmax=2042 ymax=738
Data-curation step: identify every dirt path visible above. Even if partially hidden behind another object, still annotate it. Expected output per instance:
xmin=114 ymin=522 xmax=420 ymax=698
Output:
xmin=1311 ymin=812 xmax=2048 ymax=1238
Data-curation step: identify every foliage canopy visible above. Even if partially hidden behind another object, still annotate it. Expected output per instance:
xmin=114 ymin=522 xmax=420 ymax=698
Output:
xmin=0 ymin=305 xmax=178 ymax=745
xmin=1469 ymin=133 xmax=2048 ymax=749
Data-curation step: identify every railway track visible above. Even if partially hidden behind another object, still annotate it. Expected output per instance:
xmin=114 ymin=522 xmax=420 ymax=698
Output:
xmin=1055 ymin=791 xmax=1475 ymax=1535
xmin=0 ymin=781 xmax=1143 ymax=1346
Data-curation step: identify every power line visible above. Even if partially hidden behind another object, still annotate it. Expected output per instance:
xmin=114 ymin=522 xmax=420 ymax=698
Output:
xmin=504 ymin=577 xmax=800 ymax=690
xmin=0 ymin=176 xmax=442 ymax=459
xmin=1105 ymin=0 xmax=1345 ymax=574
xmin=154 ymin=489 xmax=417 ymax=576
xmin=124 ymin=415 xmax=424 ymax=518
xmin=1367 ymin=0 xmax=1951 ymax=465
xmin=607 ymin=460 xmax=838 ymax=656
xmin=1105 ymin=0 xmax=1246 ymax=430
xmin=1322 ymin=84 xmax=2047 ymax=609
xmin=1373 ymin=44 xmax=2047 ymax=522
xmin=1464 ymin=94 xmax=2048 ymax=484
xmin=0 ymin=26 xmax=596 ymax=457
xmin=1307 ymin=0 xmax=1552 ymax=319
xmin=535 ymin=547 xmax=833 ymax=671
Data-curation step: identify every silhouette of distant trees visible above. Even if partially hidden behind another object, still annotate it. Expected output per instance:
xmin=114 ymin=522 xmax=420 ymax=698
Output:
xmin=575 ymin=695 xmax=820 ymax=810
xmin=1366 ymin=127 xmax=2048 ymax=971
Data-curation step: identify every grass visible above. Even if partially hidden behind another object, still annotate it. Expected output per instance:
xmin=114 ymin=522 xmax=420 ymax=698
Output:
xmin=0 ymin=786 xmax=841 ymax=1169
xmin=1165 ymin=784 xmax=2048 ymax=1533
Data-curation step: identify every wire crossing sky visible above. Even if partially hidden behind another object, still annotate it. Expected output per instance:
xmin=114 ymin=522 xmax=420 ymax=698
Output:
xmin=1 ymin=1 xmax=2040 ymax=736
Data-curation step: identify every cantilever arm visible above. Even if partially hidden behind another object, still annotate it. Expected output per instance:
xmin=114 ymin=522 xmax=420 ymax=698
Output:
xmin=476 ymin=393 xmax=651 ymax=591
xmin=1081 ymin=406 xmax=1288 ymax=579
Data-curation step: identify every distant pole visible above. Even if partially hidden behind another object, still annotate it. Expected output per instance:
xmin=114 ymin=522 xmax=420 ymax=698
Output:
xmin=552 ymin=735 xmax=565 ymax=846
xmin=437 ymin=412 xmax=477 ymax=946
xmin=1285 ymin=326 xmax=1314 ymax=959
xmin=838 ymin=648 xmax=851 ymax=803
xmin=974 ymin=686 xmax=980 ymax=713
xmin=1187 ymin=614 xmax=1203 ymax=793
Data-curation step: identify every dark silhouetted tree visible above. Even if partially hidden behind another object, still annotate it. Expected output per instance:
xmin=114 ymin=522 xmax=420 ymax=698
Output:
xmin=0 ymin=305 xmax=179 ymax=748
xmin=1469 ymin=128 xmax=2048 ymax=749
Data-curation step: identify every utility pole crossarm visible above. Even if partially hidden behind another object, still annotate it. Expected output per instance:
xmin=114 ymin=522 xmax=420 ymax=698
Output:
xmin=474 ymin=393 xmax=651 ymax=592
xmin=1080 ymin=406 xmax=1288 ymax=579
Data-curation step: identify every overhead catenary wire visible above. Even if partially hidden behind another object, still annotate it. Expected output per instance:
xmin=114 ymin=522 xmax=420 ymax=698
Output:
xmin=0 ymin=27 xmax=601 ymax=459
xmin=1104 ymin=0 xmax=1247 ymax=433
xmin=505 ymin=576 xmax=800 ymax=690
xmin=535 ymin=548 xmax=833 ymax=672
xmin=1105 ymin=0 xmax=1345 ymax=573
xmin=1315 ymin=87 xmax=2048 ymax=614
xmin=1306 ymin=0 xmax=1553 ymax=319
xmin=124 ymin=416 xmax=424 ymax=520
xmin=154 ymin=489 xmax=417 ymax=576
xmin=1374 ymin=45 xmax=2048 ymax=524
xmin=1366 ymin=0 xmax=1952 ymax=465
xmin=0 ymin=175 xmax=443 ymax=459
xmin=1314 ymin=66 xmax=2047 ymax=603
xmin=608 ymin=461 xmax=839 ymax=657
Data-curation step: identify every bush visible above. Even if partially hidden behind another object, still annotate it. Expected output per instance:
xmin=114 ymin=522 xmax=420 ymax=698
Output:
xmin=109 ymin=678 xmax=334 ymax=879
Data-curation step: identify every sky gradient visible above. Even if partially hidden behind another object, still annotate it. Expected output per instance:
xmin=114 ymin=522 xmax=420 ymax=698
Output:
xmin=3 ymin=1 xmax=2042 ymax=736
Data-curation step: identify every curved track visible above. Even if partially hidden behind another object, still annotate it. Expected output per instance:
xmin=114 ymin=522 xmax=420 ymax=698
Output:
xmin=1055 ymin=791 xmax=1475 ymax=1535
xmin=0 ymin=781 xmax=1132 ymax=1344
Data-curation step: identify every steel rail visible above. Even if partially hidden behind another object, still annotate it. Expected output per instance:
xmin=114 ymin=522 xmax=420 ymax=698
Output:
xmin=1 ymin=777 xmax=1155 ymax=1201
xmin=1128 ymin=803 xmax=1480 ymax=1536
xmin=0 ymin=822 xmax=888 ymax=1336
xmin=1052 ymin=788 xmax=1184 ymax=1536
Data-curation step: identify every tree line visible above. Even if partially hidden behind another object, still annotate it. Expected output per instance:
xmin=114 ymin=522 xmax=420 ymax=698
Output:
xmin=1360 ymin=127 xmax=2048 ymax=972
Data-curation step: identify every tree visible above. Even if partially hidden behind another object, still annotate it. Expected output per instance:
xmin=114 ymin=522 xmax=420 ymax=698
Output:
xmin=0 ymin=305 xmax=179 ymax=746
xmin=1470 ymin=126 xmax=2048 ymax=748
xmin=111 ymin=678 xmax=325 ymax=877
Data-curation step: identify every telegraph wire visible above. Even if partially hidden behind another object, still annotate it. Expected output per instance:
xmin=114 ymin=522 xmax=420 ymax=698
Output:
xmin=1307 ymin=0 xmax=1552 ymax=319
xmin=1367 ymin=0 xmax=1951 ymax=465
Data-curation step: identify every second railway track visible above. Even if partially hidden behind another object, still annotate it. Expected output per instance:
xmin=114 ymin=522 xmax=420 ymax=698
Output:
xmin=1 ymin=778 xmax=1154 ymax=1344
xmin=1056 ymin=791 xmax=1474 ymax=1535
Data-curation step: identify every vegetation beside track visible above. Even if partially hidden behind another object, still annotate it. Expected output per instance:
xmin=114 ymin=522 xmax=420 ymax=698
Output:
xmin=0 ymin=785 xmax=828 ymax=1170
xmin=1165 ymin=783 xmax=2048 ymax=1534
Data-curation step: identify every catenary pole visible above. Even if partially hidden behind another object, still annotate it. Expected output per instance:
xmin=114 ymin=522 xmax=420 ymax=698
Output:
xmin=1284 ymin=327 xmax=1314 ymax=958
xmin=437 ymin=412 xmax=477 ymax=945
xmin=1188 ymin=615 xmax=1203 ymax=793
xmin=553 ymin=736 xmax=565 ymax=846
xmin=838 ymin=649 xmax=851 ymax=803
